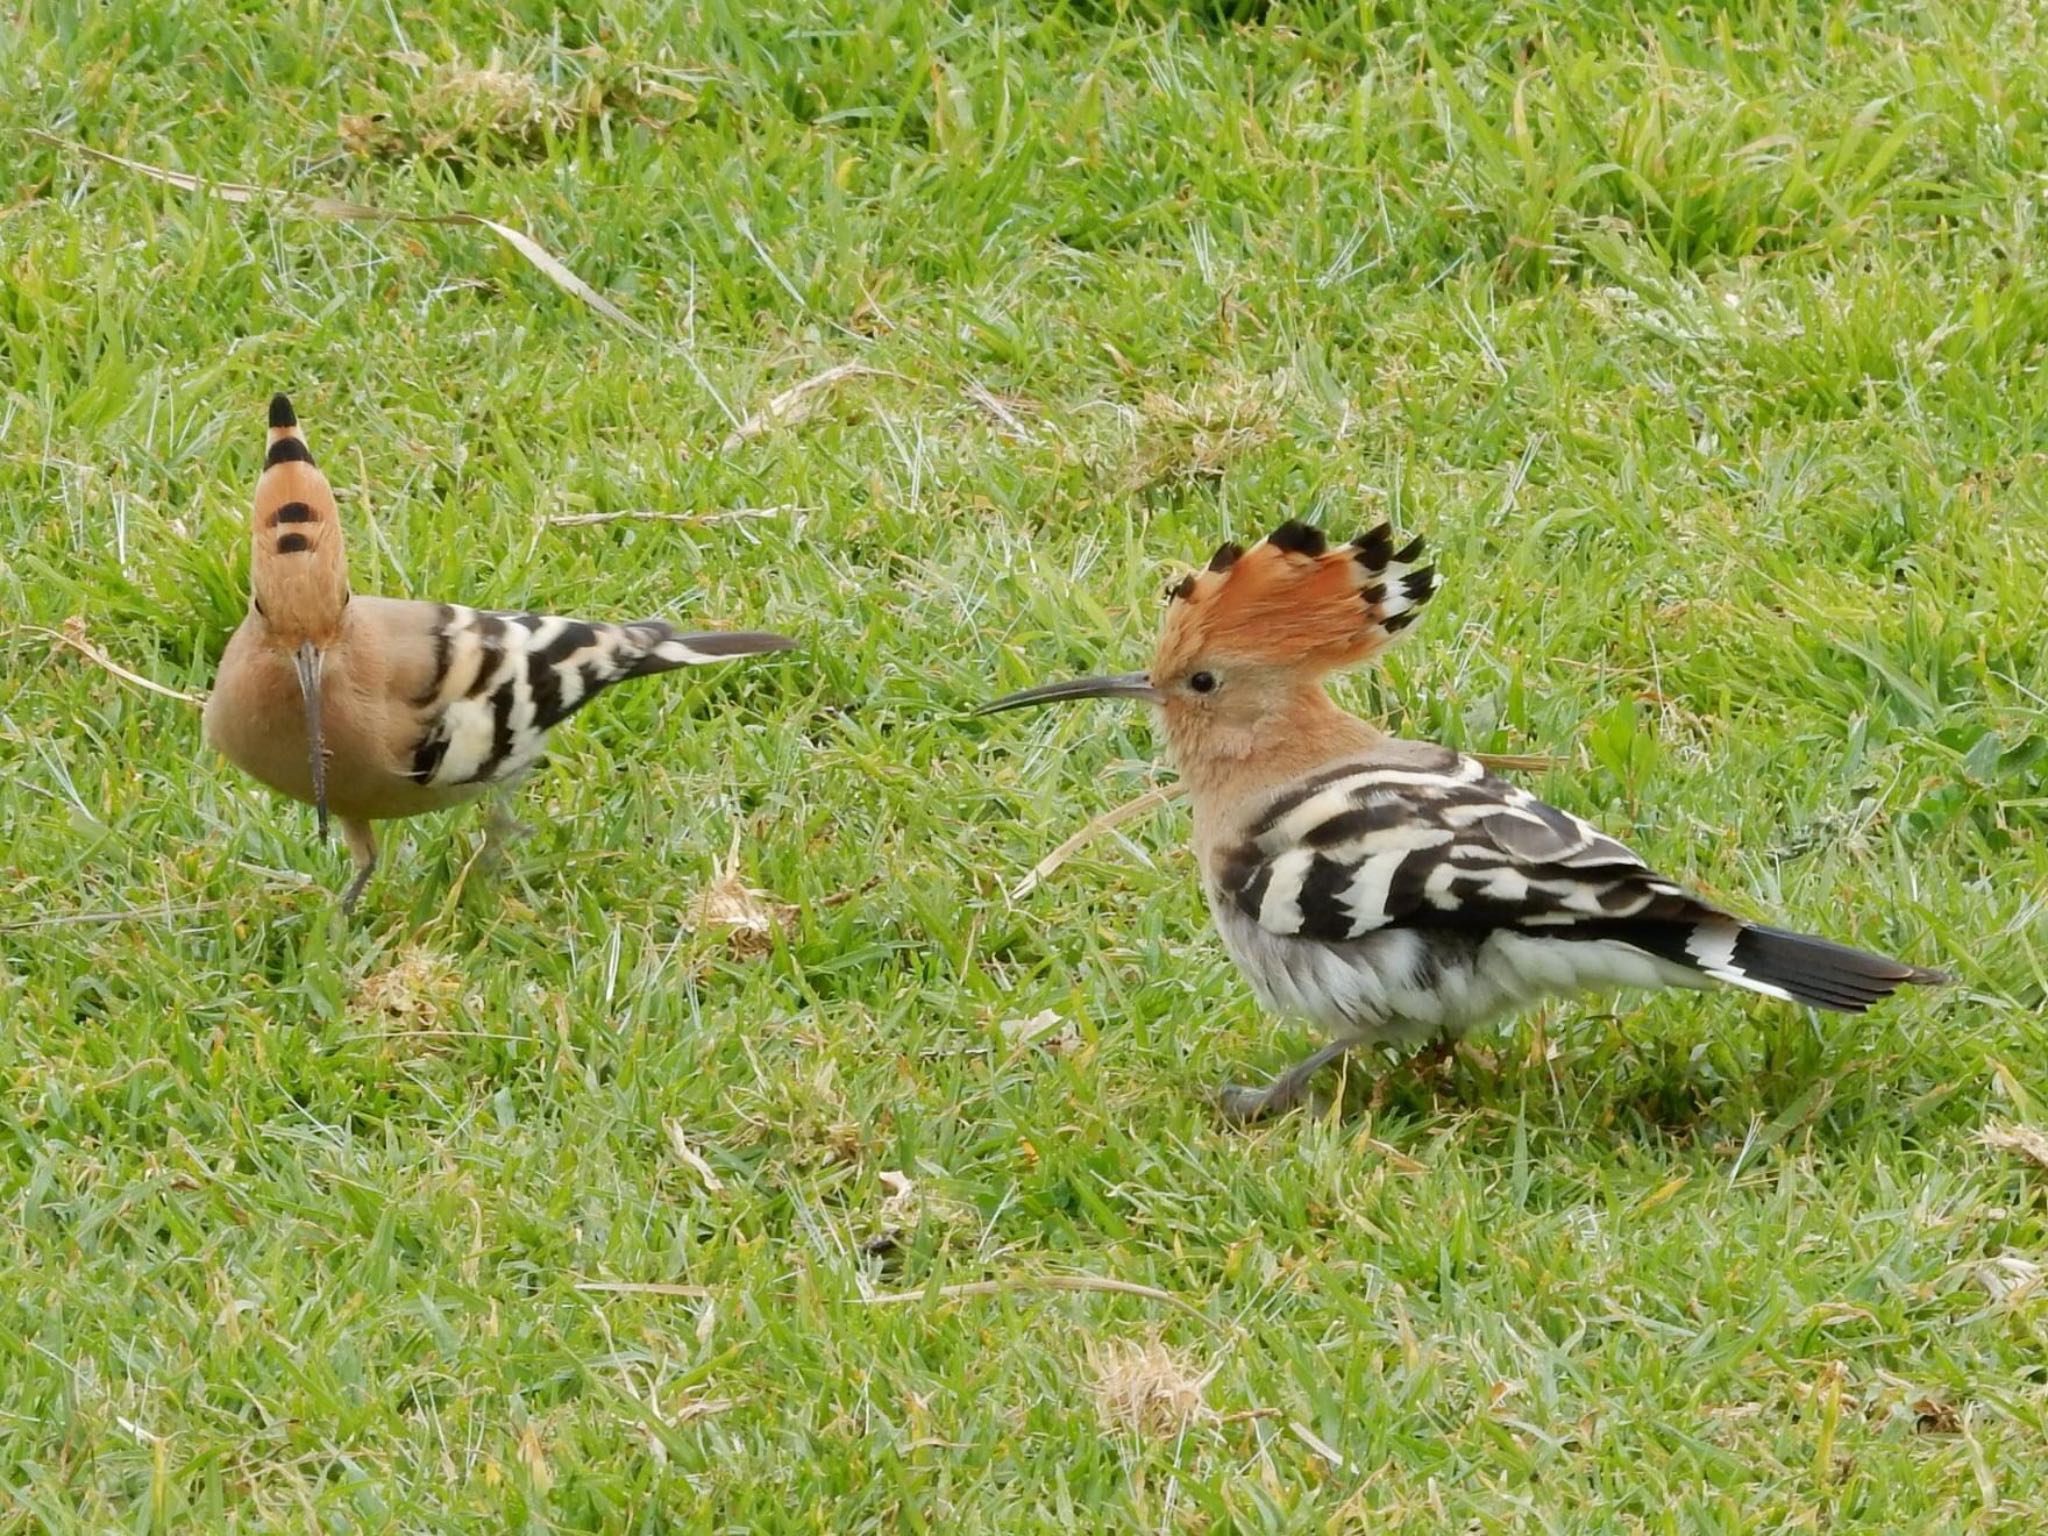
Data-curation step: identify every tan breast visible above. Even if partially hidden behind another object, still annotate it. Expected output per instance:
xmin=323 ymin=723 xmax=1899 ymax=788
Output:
xmin=203 ymin=602 xmax=484 ymax=822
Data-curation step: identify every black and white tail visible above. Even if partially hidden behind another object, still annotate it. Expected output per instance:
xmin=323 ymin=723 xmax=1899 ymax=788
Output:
xmin=624 ymin=623 xmax=798 ymax=676
xmin=1674 ymin=917 xmax=1948 ymax=1012
xmin=1216 ymin=743 xmax=1949 ymax=1019
xmin=406 ymin=606 xmax=795 ymax=789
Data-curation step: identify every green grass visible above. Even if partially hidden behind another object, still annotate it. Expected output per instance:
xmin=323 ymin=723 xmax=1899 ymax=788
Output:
xmin=3 ymin=0 xmax=2045 ymax=1528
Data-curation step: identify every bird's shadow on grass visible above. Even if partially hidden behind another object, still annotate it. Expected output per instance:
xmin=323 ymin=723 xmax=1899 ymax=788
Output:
xmin=1315 ymin=1011 xmax=1931 ymax=1169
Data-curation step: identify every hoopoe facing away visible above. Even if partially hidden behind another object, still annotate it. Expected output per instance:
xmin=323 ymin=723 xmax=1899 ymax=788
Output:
xmin=204 ymin=395 xmax=795 ymax=910
xmin=981 ymin=520 xmax=1945 ymax=1121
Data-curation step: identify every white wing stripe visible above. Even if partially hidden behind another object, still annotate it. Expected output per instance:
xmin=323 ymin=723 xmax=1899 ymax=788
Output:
xmin=1338 ymin=849 xmax=1413 ymax=935
xmin=1256 ymin=847 xmax=1316 ymax=933
xmin=1266 ymin=780 xmax=1375 ymax=850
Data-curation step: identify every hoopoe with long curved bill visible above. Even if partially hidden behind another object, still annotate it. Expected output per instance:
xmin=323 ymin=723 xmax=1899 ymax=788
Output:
xmin=980 ymin=519 xmax=1946 ymax=1121
xmin=204 ymin=395 xmax=795 ymax=910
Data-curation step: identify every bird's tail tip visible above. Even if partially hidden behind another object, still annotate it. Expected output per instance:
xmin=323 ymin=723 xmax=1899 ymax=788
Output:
xmin=649 ymin=628 xmax=799 ymax=666
xmin=1716 ymin=922 xmax=1948 ymax=1012
xmin=691 ymin=629 xmax=798 ymax=655
xmin=269 ymin=393 xmax=297 ymax=429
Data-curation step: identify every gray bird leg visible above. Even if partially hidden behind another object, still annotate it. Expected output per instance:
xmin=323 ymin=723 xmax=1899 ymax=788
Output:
xmin=340 ymin=818 xmax=378 ymax=914
xmin=1217 ymin=1038 xmax=1359 ymax=1123
xmin=1221 ymin=1035 xmax=1464 ymax=1123
xmin=480 ymin=784 xmax=534 ymax=868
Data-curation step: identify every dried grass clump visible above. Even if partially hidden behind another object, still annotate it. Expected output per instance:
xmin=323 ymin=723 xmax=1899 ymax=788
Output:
xmin=1126 ymin=370 xmax=1287 ymax=491
xmin=1086 ymin=1337 xmax=1218 ymax=1436
xmin=351 ymin=947 xmax=468 ymax=1054
xmin=683 ymin=836 xmax=795 ymax=957
xmin=341 ymin=53 xmax=671 ymax=167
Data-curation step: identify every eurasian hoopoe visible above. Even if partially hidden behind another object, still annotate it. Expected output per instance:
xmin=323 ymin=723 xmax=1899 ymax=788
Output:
xmin=204 ymin=395 xmax=795 ymax=910
xmin=982 ymin=519 xmax=1946 ymax=1121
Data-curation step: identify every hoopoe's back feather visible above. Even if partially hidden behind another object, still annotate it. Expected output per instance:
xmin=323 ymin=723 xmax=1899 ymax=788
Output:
xmin=405 ymin=606 xmax=795 ymax=789
xmin=1211 ymin=745 xmax=1944 ymax=1029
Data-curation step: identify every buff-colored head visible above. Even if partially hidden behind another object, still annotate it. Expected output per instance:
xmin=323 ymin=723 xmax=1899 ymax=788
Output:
xmin=246 ymin=394 xmax=351 ymax=837
xmin=978 ymin=518 xmax=1436 ymax=771
xmin=250 ymin=394 xmax=350 ymax=645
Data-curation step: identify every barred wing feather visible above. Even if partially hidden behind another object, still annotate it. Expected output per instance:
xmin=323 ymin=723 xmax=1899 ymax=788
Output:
xmin=1215 ymin=748 xmax=1939 ymax=1013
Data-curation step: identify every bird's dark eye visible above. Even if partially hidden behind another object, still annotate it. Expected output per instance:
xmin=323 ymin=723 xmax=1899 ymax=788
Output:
xmin=1188 ymin=671 xmax=1217 ymax=694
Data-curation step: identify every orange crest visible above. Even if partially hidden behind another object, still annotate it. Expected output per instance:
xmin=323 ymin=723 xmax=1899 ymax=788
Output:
xmin=1152 ymin=519 xmax=1435 ymax=681
xmin=249 ymin=394 xmax=350 ymax=643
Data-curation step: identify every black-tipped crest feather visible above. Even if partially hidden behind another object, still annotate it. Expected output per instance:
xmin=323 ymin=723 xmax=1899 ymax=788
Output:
xmin=1266 ymin=521 xmax=1327 ymax=557
xmin=1351 ymin=523 xmax=1394 ymax=566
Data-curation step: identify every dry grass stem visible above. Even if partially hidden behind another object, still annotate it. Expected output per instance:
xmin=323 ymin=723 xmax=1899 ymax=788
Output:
xmin=0 ymin=899 xmax=238 ymax=933
xmin=19 ymin=619 xmax=205 ymax=706
xmin=1008 ymin=784 xmax=1183 ymax=899
xmin=1471 ymin=751 xmax=1566 ymax=772
xmin=572 ymin=1281 xmax=715 ymax=1299
xmin=543 ymin=506 xmax=795 ymax=529
xmin=1973 ymin=1254 xmax=2045 ymax=1306
xmin=668 ymin=1397 xmax=741 ymax=1424
xmin=965 ymin=382 xmax=1040 ymax=441
xmin=721 ymin=362 xmax=892 ymax=450
xmin=665 ymin=1120 xmax=727 ymax=1194
xmin=1979 ymin=1120 xmax=2048 ymax=1172
xmin=855 ymin=1273 xmax=1213 ymax=1326
xmin=1290 ymin=1420 xmax=1351 ymax=1471
xmin=41 ymin=134 xmax=650 ymax=338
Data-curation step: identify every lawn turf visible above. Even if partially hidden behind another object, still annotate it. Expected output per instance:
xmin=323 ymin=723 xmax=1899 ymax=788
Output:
xmin=2 ymin=1 xmax=2045 ymax=1529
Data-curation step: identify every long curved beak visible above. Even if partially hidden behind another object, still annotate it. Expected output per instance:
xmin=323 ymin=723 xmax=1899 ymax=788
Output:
xmin=977 ymin=670 xmax=1162 ymax=715
xmin=291 ymin=640 xmax=330 ymax=841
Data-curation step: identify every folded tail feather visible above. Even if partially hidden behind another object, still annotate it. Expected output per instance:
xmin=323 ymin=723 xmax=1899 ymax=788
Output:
xmin=623 ymin=624 xmax=798 ymax=676
xmin=1681 ymin=919 xmax=1947 ymax=1013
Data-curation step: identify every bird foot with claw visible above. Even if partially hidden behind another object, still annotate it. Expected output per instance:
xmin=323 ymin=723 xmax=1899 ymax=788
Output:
xmin=1217 ymin=1081 xmax=1276 ymax=1123
xmin=339 ymin=871 xmax=374 ymax=916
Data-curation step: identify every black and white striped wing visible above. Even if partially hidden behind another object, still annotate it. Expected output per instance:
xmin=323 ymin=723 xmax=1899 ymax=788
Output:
xmin=1215 ymin=747 xmax=1944 ymax=1014
xmin=1216 ymin=749 xmax=1704 ymax=945
xmin=407 ymin=606 xmax=787 ymax=789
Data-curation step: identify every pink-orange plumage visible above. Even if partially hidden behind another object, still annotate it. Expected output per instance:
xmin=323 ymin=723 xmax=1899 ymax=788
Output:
xmin=983 ymin=517 xmax=1944 ymax=1121
xmin=204 ymin=394 xmax=796 ymax=910
xmin=1154 ymin=520 xmax=1432 ymax=681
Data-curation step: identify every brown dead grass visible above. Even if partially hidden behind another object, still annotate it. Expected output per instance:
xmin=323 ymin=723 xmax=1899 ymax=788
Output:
xmin=342 ymin=54 xmax=675 ymax=167
xmin=1978 ymin=1120 xmax=2048 ymax=1172
xmin=350 ymin=946 xmax=468 ymax=1054
xmin=1125 ymin=371 xmax=1287 ymax=491
xmin=683 ymin=837 xmax=795 ymax=956
xmin=1086 ymin=1337 xmax=1218 ymax=1436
